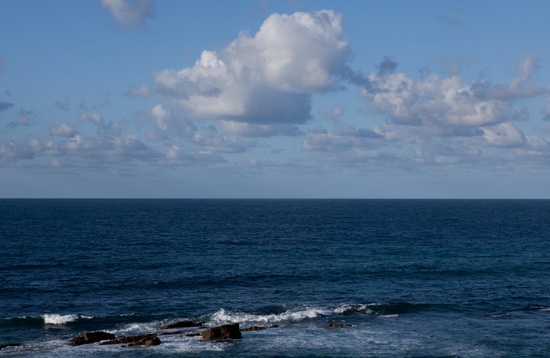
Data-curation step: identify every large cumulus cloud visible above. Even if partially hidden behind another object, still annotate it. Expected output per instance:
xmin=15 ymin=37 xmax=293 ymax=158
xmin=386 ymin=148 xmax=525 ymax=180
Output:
xmin=154 ymin=10 xmax=350 ymax=130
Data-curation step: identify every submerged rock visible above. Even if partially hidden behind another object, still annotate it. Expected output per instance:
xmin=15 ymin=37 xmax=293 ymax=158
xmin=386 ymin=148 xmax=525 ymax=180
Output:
xmin=202 ymin=323 xmax=242 ymax=340
xmin=241 ymin=325 xmax=266 ymax=332
xmin=100 ymin=334 xmax=161 ymax=346
xmin=70 ymin=331 xmax=116 ymax=346
xmin=160 ymin=320 xmax=203 ymax=329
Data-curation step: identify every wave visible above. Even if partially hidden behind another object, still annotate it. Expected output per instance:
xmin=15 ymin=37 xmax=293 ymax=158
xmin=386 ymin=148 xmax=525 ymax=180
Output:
xmin=42 ymin=314 xmax=82 ymax=325
xmin=1 ymin=314 xmax=95 ymax=329
xmin=206 ymin=302 xmax=410 ymax=326
xmin=522 ymin=305 xmax=550 ymax=312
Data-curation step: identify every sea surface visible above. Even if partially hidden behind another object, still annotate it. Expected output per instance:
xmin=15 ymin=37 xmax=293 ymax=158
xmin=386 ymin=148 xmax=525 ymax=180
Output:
xmin=1 ymin=199 xmax=549 ymax=357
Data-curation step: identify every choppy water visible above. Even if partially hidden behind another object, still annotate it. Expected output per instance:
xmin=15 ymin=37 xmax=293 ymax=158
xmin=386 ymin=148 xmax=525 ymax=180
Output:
xmin=1 ymin=199 xmax=549 ymax=357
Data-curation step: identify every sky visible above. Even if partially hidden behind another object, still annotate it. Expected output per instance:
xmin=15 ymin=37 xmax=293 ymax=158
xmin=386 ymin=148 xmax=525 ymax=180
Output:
xmin=1 ymin=0 xmax=550 ymax=198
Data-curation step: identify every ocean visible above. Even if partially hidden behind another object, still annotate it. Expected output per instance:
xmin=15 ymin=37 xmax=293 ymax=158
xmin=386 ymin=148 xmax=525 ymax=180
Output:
xmin=1 ymin=199 xmax=549 ymax=357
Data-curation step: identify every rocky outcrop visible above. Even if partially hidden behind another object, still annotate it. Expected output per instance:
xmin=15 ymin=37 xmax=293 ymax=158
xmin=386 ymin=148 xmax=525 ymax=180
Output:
xmin=70 ymin=331 xmax=116 ymax=346
xmin=160 ymin=320 xmax=203 ymax=329
xmin=202 ymin=323 xmax=242 ymax=340
xmin=100 ymin=334 xmax=161 ymax=346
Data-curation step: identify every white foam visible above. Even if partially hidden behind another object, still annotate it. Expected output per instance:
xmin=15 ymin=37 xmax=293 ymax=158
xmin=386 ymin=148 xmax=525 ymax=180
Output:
xmin=333 ymin=304 xmax=371 ymax=314
xmin=42 ymin=314 xmax=79 ymax=325
xmin=210 ymin=307 xmax=332 ymax=325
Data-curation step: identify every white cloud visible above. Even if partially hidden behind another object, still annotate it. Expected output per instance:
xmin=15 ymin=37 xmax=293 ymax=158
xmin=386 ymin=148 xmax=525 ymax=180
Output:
xmin=362 ymin=72 xmax=521 ymax=127
xmin=154 ymin=10 xmax=350 ymax=125
xmin=544 ymin=96 xmax=550 ymax=121
xmin=53 ymin=97 xmax=70 ymax=111
xmin=0 ymin=138 xmax=39 ymax=162
xmin=303 ymin=124 xmax=383 ymax=152
xmin=150 ymin=104 xmax=169 ymax=131
xmin=360 ymin=56 xmax=549 ymax=135
xmin=8 ymin=110 xmax=35 ymax=128
xmin=482 ymin=122 xmax=526 ymax=148
xmin=80 ymin=112 xmax=120 ymax=135
xmin=191 ymin=126 xmax=256 ymax=154
xmin=509 ymin=55 xmax=539 ymax=91
xmin=220 ymin=121 xmax=302 ymax=137
xmin=161 ymin=144 xmax=225 ymax=165
xmin=323 ymin=106 xmax=345 ymax=121
xmin=100 ymin=0 xmax=155 ymax=29
xmin=126 ymin=84 xmax=150 ymax=97
xmin=63 ymin=134 xmax=156 ymax=162
xmin=50 ymin=124 xmax=78 ymax=138
xmin=146 ymin=104 xmax=196 ymax=141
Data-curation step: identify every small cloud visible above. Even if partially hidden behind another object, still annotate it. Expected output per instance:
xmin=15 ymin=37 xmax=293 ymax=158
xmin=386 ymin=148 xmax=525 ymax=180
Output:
xmin=50 ymin=159 xmax=63 ymax=168
xmin=101 ymin=0 xmax=155 ymax=29
xmin=8 ymin=110 xmax=36 ymax=128
xmin=376 ymin=56 xmax=397 ymax=76
xmin=482 ymin=122 xmax=526 ymax=148
xmin=509 ymin=55 xmax=539 ymax=91
xmin=440 ymin=54 xmax=472 ymax=75
xmin=438 ymin=7 xmax=466 ymax=27
xmin=126 ymin=84 xmax=150 ymax=97
xmin=80 ymin=112 xmax=120 ymax=135
xmin=53 ymin=97 xmax=70 ymax=111
xmin=543 ymin=96 xmax=550 ymax=121
xmin=0 ymin=101 xmax=14 ymax=112
xmin=323 ymin=106 xmax=344 ymax=121
xmin=220 ymin=121 xmax=303 ymax=137
xmin=50 ymin=123 xmax=78 ymax=138
xmin=80 ymin=112 xmax=104 ymax=125
xmin=146 ymin=104 xmax=197 ymax=141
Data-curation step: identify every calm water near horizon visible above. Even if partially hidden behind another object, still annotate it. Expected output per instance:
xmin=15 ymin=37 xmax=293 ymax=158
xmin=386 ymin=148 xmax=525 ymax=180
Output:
xmin=1 ymin=199 xmax=549 ymax=357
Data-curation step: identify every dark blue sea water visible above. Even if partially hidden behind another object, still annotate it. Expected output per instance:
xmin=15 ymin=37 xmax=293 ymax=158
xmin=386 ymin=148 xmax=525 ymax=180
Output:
xmin=1 ymin=199 xmax=549 ymax=357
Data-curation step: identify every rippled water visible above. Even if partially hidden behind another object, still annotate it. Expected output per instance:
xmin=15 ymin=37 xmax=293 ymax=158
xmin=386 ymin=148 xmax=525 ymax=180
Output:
xmin=1 ymin=199 xmax=549 ymax=357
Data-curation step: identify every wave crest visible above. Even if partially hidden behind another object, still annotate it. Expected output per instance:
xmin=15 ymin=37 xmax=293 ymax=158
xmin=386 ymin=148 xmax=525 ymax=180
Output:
xmin=42 ymin=314 xmax=79 ymax=325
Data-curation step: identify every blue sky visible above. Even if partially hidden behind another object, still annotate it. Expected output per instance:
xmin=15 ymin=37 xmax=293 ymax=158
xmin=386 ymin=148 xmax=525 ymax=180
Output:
xmin=1 ymin=0 xmax=550 ymax=198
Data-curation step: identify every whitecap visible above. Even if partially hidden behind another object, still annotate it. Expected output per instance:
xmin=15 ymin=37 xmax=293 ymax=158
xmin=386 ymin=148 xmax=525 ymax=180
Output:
xmin=42 ymin=314 xmax=79 ymax=325
xmin=209 ymin=306 xmax=332 ymax=325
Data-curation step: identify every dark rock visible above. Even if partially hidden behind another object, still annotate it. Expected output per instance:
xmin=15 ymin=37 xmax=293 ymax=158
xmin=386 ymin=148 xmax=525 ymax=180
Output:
xmin=160 ymin=320 xmax=203 ymax=330
xmin=70 ymin=331 xmax=116 ymax=346
xmin=99 ymin=339 xmax=119 ymax=345
xmin=325 ymin=323 xmax=352 ymax=328
xmin=185 ymin=333 xmax=201 ymax=337
xmin=0 ymin=343 xmax=21 ymax=350
xmin=241 ymin=325 xmax=266 ymax=332
xmin=202 ymin=323 xmax=242 ymax=340
xmin=100 ymin=334 xmax=161 ymax=346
